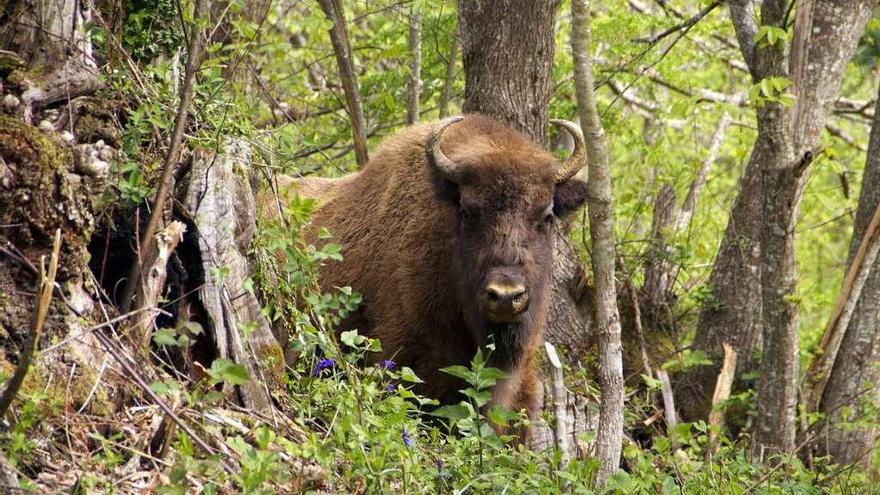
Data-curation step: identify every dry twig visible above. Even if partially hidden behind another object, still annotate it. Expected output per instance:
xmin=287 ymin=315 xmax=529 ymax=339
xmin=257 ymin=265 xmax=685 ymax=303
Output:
xmin=0 ymin=229 xmax=61 ymax=419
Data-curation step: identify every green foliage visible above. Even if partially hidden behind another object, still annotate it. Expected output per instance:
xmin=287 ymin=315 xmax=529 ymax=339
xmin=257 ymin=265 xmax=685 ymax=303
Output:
xmin=121 ymin=0 xmax=185 ymax=62
xmin=10 ymin=0 xmax=879 ymax=492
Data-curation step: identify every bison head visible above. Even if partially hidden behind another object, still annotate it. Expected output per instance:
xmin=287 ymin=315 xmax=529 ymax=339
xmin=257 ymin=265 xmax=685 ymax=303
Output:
xmin=426 ymin=115 xmax=588 ymax=368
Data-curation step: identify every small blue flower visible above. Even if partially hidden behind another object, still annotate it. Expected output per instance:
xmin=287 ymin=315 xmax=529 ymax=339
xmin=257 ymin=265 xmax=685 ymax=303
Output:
xmin=386 ymin=381 xmax=397 ymax=392
xmin=312 ymin=358 xmax=335 ymax=376
xmin=402 ymin=429 xmax=413 ymax=448
xmin=380 ymin=359 xmax=396 ymax=370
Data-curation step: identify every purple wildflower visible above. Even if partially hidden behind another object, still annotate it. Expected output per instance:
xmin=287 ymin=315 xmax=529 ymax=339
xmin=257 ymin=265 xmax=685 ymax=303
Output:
xmin=402 ymin=429 xmax=413 ymax=448
xmin=380 ymin=359 xmax=396 ymax=370
xmin=386 ymin=381 xmax=397 ymax=392
xmin=312 ymin=358 xmax=335 ymax=376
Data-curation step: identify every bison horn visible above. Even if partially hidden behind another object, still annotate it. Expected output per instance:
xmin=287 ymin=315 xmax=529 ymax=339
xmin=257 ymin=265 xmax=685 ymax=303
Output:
xmin=426 ymin=116 xmax=465 ymax=182
xmin=550 ymin=119 xmax=588 ymax=183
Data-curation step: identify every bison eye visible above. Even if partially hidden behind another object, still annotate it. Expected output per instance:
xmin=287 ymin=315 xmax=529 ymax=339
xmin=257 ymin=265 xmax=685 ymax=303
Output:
xmin=459 ymin=205 xmax=477 ymax=223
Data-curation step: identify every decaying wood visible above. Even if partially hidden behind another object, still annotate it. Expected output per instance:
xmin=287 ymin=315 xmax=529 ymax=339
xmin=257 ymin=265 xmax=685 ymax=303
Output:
xmin=807 ymin=195 xmax=880 ymax=413
xmin=0 ymin=229 xmax=60 ymax=419
xmin=530 ymin=377 xmax=599 ymax=460
xmin=129 ymin=222 xmax=186 ymax=353
xmin=119 ymin=0 xmax=208 ymax=313
xmin=183 ymin=141 xmax=284 ymax=412
xmin=544 ymin=342 xmax=571 ymax=463
xmin=817 ymin=82 xmax=880 ymax=466
xmin=0 ymin=0 xmax=102 ymax=123
xmin=0 ymin=451 xmax=20 ymax=491
xmin=706 ymin=343 xmax=738 ymax=459
xmin=571 ymin=0 xmax=624 ymax=486
xmin=657 ymin=369 xmax=677 ymax=432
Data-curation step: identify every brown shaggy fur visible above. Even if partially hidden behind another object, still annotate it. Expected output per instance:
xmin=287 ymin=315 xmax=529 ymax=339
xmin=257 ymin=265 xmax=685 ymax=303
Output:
xmin=263 ymin=114 xmax=587 ymax=432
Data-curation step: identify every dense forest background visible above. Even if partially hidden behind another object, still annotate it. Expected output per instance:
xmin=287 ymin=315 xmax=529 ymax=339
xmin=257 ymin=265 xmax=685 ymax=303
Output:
xmin=1 ymin=0 xmax=880 ymax=492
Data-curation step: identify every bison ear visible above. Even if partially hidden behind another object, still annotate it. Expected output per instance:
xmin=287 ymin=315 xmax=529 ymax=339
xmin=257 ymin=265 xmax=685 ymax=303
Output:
xmin=553 ymin=179 xmax=588 ymax=218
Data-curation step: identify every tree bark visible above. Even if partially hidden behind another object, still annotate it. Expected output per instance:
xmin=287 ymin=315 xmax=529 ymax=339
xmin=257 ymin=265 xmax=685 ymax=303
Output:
xmin=817 ymin=84 xmax=880 ymax=467
xmin=317 ymin=0 xmax=369 ymax=166
xmin=119 ymin=0 xmax=208 ymax=315
xmin=456 ymin=0 xmax=593 ymax=355
xmin=571 ymin=0 xmax=623 ymax=486
xmin=458 ymin=0 xmax=559 ymax=145
xmin=677 ymin=0 xmax=874 ymax=431
xmin=438 ymin=30 xmax=459 ymax=118
xmin=0 ymin=0 xmax=100 ymax=123
xmin=406 ymin=7 xmax=422 ymax=125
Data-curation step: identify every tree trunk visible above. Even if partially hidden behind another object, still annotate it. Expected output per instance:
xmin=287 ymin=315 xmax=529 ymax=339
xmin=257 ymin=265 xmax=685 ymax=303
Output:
xmin=0 ymin=0 xmax=110 ymax=414
xmin=677 ymin=0 xmax=874 ymax=430
xmin=456 ymin=0 xmax=593 ymax=356
xmin=438 ymin=30 xmax=459 ymax=118
xmin=817 ymin=84 xmax=880 ymax=466
xmin=0 ymin=0 xmax=100 ymax=123
xmin=458 ymin=0 xmax=559 ymax=145
xmin=571 ymin=0 xmax=623 ymax=485
xmin=406 ymin=7 xmax=422 ymax=125
xmin=317 ymin=0 xmax=369 ymax=166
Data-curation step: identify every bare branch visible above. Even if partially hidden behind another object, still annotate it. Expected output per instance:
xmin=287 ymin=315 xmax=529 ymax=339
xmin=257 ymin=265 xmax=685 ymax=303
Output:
xmin=676 ymin=112 xmax=731 ymax=232
xmin=119 ymin=0 xmax=208 ymax=313
xmin=635 ymin=0 xmax=721 ymax=45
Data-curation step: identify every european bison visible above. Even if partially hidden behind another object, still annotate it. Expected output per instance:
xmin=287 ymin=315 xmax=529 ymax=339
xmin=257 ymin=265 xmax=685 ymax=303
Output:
xmin=268 ymin=114 xmax=588 ymax=432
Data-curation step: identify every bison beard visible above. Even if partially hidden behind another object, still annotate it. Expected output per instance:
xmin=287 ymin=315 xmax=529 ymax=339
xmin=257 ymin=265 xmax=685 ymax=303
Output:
xmin=265 ymin=114 xmax=588 ymax=439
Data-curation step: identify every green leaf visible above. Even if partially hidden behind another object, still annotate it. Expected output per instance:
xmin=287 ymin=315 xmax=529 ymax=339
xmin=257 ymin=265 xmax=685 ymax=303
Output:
xmin=641 ymin=373 xmax=662 ymax=390
xmin=182 ymin=321 xmax=204 ymax=335
xmin=340 ymin=329 xmax=365 ymax=348
xmin=661 ymin=475 xmax=679 ymax=495
xmin=208 ymin=358 xmax=250 ymax=386
xmin=461 ymin=388 xmax=492 ymax=408
xmin=399 ymin=366 xmax=424 ymax=383
xmin=440 ymin=365 xmax=474 ymax=382
xmin=153 ymin=328 xmax=180 ymax=347
xmin=487 ymin=405 xmax=519 ymax=427
xmin=433 ymin=403 xmax=472 ymax=423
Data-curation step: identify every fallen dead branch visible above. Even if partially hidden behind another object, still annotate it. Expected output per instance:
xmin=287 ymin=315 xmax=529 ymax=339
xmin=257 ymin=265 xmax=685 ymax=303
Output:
xmin=706 ymin=343 xmax=738 ymax=460
xmin=0 ymin=228 xmax=61 ymax=419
